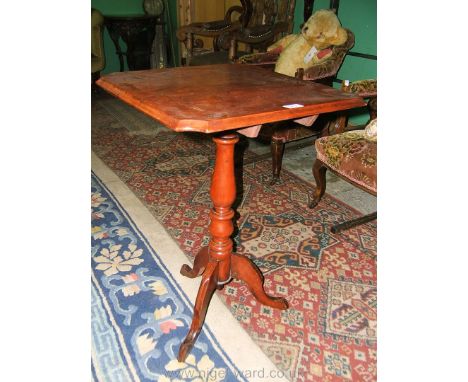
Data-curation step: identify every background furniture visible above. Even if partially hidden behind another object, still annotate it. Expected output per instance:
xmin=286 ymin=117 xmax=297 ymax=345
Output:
xmin=104 ymin=14 xmax=159 ymax=71
xmin=303 ymin=0 xmax=377 ymax=129
xmin=143 ymin=0 xmax=169 ymax=68
xmin=177 ymin=0 xmax=296 ymax=66
xmin=228 ymin=0 xmax=296 ymax=61
xmin=331 ymin=79 xmax=377 ymax=134
xmin=91 ymin=8 xmax=105 ymax=88
xmin=176 ymin=0 xmax=250 ymax=65
xmin=239 ymin=27 xmax=355 ymax=183
xmin=309 ymin=80 xmax=377 ymax=233
xmin=97 ymin=64 xmax=365 ymax=363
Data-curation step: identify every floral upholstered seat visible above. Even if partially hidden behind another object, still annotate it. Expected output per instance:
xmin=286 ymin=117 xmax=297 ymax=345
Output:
xmin=348 ymin=79 xmax=377 ymax=98
xmin=315 ymin=119 xmax=377 ymax=193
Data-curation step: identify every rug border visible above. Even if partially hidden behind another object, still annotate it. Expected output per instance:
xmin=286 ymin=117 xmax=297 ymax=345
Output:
xmin=92 ymin=173 xmax=241 ymax=382
xmin=92 ymin=152 xmax=289 ymax=382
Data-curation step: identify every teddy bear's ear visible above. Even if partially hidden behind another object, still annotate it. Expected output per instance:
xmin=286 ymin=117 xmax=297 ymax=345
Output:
xmin=329 ymin=27 xmax=348 ymax=46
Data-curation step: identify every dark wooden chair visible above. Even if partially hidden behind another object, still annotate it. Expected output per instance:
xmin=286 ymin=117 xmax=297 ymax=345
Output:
xmin=228 ymin=0 xmax=296 ymax=61
xmin=309 ymin=80 xmax=377 ymax=233
xmin=176 ymin=0 xmax=296 ymax=66
xmin=238 ymin=28 xmax=355 ymax=183
xmin=176 ymin=0 xmax=251 ymax=66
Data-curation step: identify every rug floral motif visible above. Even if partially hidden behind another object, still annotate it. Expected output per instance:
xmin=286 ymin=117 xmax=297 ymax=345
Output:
xmin=92 ymin=96 xmax=377 ymax=382
xmin=91 ymin=174 xmax=247 ymax=382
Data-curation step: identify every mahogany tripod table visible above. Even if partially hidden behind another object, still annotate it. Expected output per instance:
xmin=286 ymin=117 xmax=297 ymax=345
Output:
xmin=97 ymin=64 xmax=365 ymax=362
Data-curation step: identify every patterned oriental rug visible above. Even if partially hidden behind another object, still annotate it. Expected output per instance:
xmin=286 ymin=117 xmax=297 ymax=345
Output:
xmin=91 ymin=161 xmax=288 ymax=382
xmin=92 ymin=96 xmax=377 ymax=382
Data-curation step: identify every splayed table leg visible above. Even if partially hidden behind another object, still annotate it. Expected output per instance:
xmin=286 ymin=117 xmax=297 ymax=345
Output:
xmin=178 ymin=133 xmax=288 ymax=362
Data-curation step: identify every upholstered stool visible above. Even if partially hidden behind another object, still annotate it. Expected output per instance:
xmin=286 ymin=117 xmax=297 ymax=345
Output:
xmin=310 ymin=119 xmax=377 ymax=233
xmin=331 ymin=79 xmax=377 ymax=135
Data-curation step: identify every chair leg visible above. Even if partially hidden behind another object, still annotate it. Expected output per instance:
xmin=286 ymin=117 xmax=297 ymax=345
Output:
xmin=185 ymin=33 xmax=193 ymax=66
xmin=368 ymin=97 xmax=377 ymax=121
xmin=270 ymin=136 xmax=285 ymax=185
xmin=213 ymin=36 xmax=220 ymax=51
xmin=319 ymin=120 xmax=331 ymax=138
xmin=229 ymin=38 xmax=238 ymax=61
xmin=309 ymin=159 xmax=327 ymax=208
xmin=332 ymin=113 xmax=348 ymax=135
xmin=331 ymin=212 xmax=377 ymax=233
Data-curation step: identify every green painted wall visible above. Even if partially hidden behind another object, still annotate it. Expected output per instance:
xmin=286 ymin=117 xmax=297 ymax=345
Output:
xmin=337 ymin=0 xmax=376 ymax=123
xmin=293 ymin=1 xmax=304 ymax=33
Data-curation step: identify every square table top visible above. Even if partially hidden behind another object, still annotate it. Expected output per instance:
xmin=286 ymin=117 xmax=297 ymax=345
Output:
xmin=97 ymin=64 xmax=366 ymax=134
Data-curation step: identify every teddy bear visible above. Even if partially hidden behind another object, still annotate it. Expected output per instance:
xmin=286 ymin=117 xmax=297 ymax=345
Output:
xmin=268 ymin=9 xmax=348 ymax=77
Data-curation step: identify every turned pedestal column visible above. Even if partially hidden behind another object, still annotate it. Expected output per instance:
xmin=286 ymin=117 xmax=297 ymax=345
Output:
xmin=178 ymin=133 xmax=289 ymax=362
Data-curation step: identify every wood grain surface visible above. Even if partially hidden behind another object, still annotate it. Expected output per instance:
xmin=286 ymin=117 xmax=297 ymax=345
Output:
xmin=97 ymin=64 xmax=365 ymax=133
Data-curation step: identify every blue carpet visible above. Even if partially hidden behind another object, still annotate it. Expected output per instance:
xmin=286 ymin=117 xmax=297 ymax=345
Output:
xmin=91 ymin=172 xmax=246 ymax=381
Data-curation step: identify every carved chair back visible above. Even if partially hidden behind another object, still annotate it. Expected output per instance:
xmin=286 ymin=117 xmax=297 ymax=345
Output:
xmin=245 ymin=0 xmax=296 ymax=34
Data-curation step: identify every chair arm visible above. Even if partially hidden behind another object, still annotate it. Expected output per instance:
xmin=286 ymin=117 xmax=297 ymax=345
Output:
xmin=176 ymin=22 xmax=242 ymax=43
xmin=301 ymin=57 xmax=344 ymax=81
xmin=236 ymin=50 xmax=280 ymax=65
xmin=348 ymin=79 xmax=377 ymax=98
xmin=301 ymin=29 xmax=354 ymax=81
xmin=176 ymin=3 xmax=246 ymax=42
xmin=232 ymin=21 xmax=289 ymax=45
xmin=225 ymin=6 xmax=243 ymax=22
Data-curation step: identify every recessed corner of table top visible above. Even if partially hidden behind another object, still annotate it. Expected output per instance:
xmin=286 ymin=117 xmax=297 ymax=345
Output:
xmin=97 ymin=64 xmax=366 ymax=134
